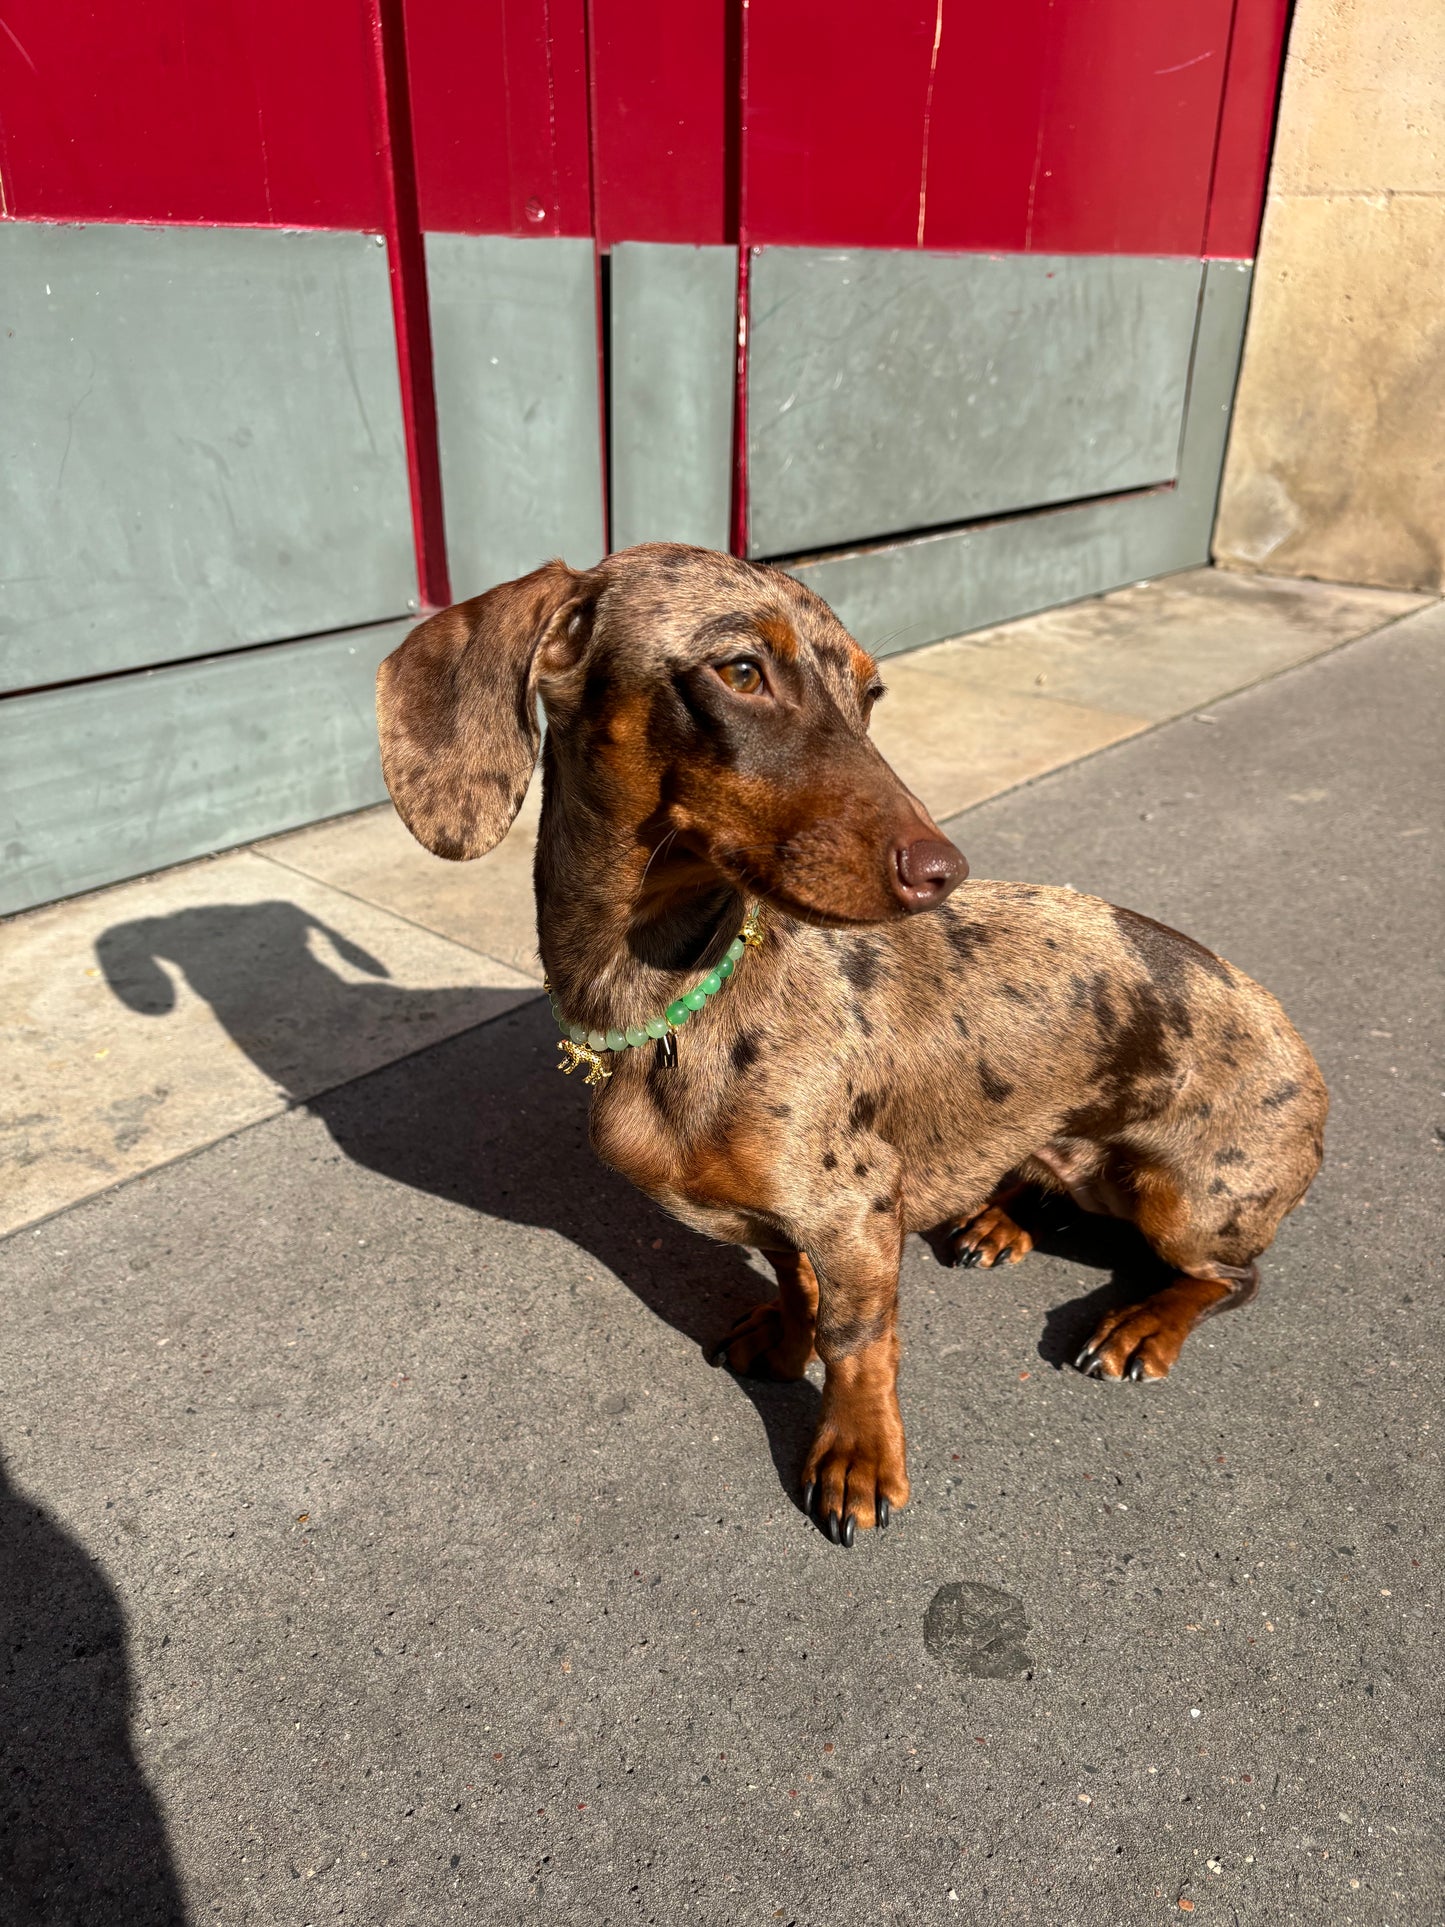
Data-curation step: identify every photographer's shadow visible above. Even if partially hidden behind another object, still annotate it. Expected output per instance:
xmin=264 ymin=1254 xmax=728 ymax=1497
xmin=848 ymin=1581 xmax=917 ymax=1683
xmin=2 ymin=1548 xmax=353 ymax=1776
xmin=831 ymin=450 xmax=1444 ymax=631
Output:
xmin=96 ymin=901 xmax=819 ymax=1499
xmin=0 ymin=1455 xmax=186 ymax=1924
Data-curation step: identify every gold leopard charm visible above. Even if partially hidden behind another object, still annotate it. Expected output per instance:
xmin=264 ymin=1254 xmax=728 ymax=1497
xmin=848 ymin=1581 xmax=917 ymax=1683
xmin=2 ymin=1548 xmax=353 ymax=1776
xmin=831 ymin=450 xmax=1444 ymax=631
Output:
xmin=557 ymin=1038 xmax=611 ymax=1086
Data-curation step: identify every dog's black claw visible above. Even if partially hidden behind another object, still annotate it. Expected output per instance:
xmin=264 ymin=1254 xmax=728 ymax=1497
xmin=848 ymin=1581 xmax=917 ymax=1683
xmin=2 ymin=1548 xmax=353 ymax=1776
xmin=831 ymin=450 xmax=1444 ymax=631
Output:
xmin=1075 ymin=1346 xmax=1097 ymax=1372
xmin=877 ymin=1495 xmax=891 ymax=1530
xmin=1127 ymin=1357 xmax=1144 ymax=1382
xmin=842 ymin=1512 xmax=857 ymax=1549
xmin=802 ymin=1481 xmax=815 ymax=1515
xmin=954 ymin=1245 xmax=981 ymax=1269
xmin=826 ymin=1509 xmax=842 ymax=1544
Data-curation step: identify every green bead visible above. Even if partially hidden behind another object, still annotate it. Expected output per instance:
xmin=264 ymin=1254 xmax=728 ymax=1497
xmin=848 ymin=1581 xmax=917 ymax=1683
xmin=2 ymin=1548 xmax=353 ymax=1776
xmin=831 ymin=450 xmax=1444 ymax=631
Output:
xmin=683 ymin=988 xmax=708 ymax=1010
xmin=606 ymin=1028 xmax=627 ymax=1052
xmin=568 ymin=1023 xmax=588 ymax=1045
xmin=666 ymin=1000 xmax=690 ymax=1027
xmin=625 ymin=1025 xmax=647 ymax=1048
xmin=700 ymin=972 xmax=722 ymax=996
xmin=588 ymin=1030 xmax=608 ymax=1053
xmin=726 ymin=937 xmax=746 ymax=961
xmin=717 ymin=956 xmax=735 ymax=979
xmin=644 ymin=1016 xmax=668 ymax=1039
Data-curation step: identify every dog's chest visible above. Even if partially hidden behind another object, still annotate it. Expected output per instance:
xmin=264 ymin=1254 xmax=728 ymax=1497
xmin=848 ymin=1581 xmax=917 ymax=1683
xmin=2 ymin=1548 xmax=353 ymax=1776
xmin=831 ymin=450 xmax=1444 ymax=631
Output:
xmin=590 ymin=1067 xmax=786 ymax=1242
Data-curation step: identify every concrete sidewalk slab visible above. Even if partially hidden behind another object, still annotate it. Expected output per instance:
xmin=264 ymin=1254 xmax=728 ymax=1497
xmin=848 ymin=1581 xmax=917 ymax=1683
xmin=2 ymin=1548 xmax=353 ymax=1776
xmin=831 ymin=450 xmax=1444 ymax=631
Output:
xmin=906 ymin=565 xmax=1428 ymax=726
xmin=1 ymin=606 xmax=1439 ymax=1924
xmin=0 ymin=852 xmax=537 ymax=1237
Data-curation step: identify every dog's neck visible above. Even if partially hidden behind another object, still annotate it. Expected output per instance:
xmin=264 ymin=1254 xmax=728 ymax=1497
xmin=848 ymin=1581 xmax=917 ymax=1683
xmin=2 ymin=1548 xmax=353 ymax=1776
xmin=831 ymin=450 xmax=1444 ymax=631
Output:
xmin=533 ymin=740 xmax=745 ymax=1034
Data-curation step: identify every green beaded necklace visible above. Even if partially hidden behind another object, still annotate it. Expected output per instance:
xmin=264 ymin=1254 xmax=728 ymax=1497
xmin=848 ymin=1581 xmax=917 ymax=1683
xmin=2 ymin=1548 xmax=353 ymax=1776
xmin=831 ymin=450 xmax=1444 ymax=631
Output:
xmin=547 ymin=902 xmax=765 ymax=1087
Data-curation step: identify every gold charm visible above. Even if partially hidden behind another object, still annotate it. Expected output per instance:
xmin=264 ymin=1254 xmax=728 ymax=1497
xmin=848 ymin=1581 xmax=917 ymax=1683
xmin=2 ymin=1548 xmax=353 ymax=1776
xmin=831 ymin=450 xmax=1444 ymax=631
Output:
xmin=740 ymin=901 xmax=766 ymax=948
xmin=557 ymin=1038 xmax=611 ymax=1086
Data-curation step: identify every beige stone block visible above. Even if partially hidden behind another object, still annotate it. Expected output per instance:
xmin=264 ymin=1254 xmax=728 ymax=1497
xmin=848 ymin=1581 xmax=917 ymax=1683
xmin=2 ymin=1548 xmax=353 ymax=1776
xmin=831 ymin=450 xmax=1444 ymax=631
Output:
xmin=1216 ymin=192 xmax=1445 ymax=593
xmin=870 ymin=675 xmax=1148 ymax=823
xmin=903 ymin=567 xmax=1428 ymax=720
xmin=258 ymin=776 xmax=544 ymax=977
xmin=1270 ymin=0 xmax=1445 ymax=197
xmin=0 ymin=852 xmax=539 ymax=1235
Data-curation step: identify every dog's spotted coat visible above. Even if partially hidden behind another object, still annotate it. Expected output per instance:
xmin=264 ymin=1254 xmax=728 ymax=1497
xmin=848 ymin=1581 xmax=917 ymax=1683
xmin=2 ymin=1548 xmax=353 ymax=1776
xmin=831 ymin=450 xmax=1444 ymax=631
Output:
xmin=378 ymin=545 xmax=1327 ymax=1544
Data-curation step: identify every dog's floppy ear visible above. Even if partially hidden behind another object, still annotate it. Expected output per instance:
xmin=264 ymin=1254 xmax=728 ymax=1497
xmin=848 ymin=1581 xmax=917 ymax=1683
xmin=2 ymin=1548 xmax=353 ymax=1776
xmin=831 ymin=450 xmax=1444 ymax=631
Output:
xmin=376 ymin=558 xmax=592 ymax=860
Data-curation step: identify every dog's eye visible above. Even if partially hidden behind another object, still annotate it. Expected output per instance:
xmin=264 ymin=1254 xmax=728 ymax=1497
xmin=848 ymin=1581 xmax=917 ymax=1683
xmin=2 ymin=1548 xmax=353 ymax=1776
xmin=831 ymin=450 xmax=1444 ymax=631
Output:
xmin=716 ymin=658 xmax=764 ymax=695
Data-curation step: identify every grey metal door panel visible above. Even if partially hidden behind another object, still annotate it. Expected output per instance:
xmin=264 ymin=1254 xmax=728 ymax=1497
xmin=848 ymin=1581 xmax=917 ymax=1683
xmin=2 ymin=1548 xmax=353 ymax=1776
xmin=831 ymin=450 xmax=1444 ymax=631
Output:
xmin=788 ymin=263 xmax=1253 ymax=658
xmin=426 ymin=234 xmax=606 ymax=597
xmin=0 ymin=225 xmax=416 ymax=695
xmin=747 ymin=248 xmax=1204 ymax=559
xmin=0 ymin=619 xmax=410 ymax=915
xmin=610 ymin=243 xmax=737 ymax=554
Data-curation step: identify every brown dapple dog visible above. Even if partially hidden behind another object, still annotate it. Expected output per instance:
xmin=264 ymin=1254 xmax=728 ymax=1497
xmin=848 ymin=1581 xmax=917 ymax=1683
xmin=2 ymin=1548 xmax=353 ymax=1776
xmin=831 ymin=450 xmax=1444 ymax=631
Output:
xmin=377 ymin=544 xmax=1327 ymax=1547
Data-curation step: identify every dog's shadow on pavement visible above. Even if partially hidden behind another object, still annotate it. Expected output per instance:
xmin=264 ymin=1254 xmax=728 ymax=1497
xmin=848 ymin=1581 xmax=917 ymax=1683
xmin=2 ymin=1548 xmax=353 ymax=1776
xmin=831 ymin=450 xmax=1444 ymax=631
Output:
xmin=96 ymin=903 xmax=822 ymax=1503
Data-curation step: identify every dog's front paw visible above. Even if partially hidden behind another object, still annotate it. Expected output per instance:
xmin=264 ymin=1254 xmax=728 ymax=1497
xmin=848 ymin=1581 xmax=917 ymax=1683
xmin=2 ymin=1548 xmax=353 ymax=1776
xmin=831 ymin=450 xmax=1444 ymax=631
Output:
xmin=801 ymin=1410 xmax=909 ymax=1546
xmin=710 ymin=1298 xmax=814 ymax=1379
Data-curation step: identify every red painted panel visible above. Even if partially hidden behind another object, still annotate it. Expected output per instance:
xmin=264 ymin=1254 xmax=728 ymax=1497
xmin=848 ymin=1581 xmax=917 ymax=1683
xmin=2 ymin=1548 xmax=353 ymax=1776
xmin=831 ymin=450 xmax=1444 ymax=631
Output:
xmin=1204 ymin=0 xmax=1292 ymax=258
xmin=743 ymin=3 xmax=934 ymax=252
xmin=402 ymin=0 xmax=592 ymax=235
xmin=1025 ymin=0 xmax=1236 ymax=255
xmin=743 ymin=0 xmax=1242 ymax=256
xmin=912 ymin=3 xmax=1054 ymax=252
xmin=0 ymin=0 xmax=385 ymax=227
xmin=588 ymin=0 xmax=735 ymax=246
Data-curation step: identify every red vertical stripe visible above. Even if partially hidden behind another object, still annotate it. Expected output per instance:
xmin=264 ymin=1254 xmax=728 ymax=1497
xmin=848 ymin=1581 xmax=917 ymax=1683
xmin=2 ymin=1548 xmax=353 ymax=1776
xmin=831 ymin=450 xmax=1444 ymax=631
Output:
xmin=584 ymin=0 xmax=612 ymax=556
xmin=728 ymin=0 xmax=752 ymax=558
xmin=368 ymin=0 xmax=451 ymax=608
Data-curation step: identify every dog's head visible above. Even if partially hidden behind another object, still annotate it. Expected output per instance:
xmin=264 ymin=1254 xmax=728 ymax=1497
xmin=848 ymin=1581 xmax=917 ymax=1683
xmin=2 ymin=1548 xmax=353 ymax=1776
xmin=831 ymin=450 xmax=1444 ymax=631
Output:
xmin=377 ymin=543 xmax=966 ymax=925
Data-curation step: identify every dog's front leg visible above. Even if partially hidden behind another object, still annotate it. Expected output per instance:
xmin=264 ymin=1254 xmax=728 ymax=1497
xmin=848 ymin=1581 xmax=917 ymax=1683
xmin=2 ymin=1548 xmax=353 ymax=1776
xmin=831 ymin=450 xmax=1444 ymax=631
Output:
xmin=801 ymin=1199 xmax=909 ymax=1545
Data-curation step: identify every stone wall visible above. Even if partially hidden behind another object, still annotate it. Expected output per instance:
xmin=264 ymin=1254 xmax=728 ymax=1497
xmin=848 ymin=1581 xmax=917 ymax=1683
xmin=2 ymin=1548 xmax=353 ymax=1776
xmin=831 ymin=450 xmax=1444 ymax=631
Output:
xmin=1214 ymin=0 xmax=1445 ymax=592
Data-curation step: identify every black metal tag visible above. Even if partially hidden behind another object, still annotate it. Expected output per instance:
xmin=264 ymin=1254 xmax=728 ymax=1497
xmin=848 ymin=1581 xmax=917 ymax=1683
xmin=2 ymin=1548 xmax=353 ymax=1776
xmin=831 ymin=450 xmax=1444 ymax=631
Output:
xmin=654 ymin=1032 xmax=678 ymax=1070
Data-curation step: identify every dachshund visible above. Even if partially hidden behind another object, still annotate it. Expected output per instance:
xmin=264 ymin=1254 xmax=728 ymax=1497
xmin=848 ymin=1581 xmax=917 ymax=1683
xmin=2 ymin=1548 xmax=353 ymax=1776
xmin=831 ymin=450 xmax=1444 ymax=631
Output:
xmin=377 ymin=544 xmax=1327 ymax=1546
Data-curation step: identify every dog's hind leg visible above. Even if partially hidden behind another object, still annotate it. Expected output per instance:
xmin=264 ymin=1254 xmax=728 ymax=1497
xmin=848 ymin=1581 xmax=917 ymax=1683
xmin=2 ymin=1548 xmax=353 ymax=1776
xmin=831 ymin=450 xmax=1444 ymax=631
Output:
xmin=1075 ymin=1265 xmax=1258 ymax=1382
xmin=711 ymin=1249 xmax=819 ymax=1379
xmin=1074 ymin=1161 xmax=1273 ymax=1382
xmin=946 ymin=1182 xmax=1034 ymax=1270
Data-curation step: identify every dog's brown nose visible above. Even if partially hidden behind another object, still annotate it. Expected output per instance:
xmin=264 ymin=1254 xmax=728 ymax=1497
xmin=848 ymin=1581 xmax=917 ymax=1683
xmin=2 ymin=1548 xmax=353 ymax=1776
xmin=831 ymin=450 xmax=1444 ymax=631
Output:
xmin=890 ymin=833 xmax=968 ymax=910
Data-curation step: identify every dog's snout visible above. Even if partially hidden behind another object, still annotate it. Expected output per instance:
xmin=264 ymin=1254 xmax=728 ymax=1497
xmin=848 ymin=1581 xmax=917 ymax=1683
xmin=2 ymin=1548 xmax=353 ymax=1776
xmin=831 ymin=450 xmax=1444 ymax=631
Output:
xmin=890 ymin=833 xmax=968 ymax=910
